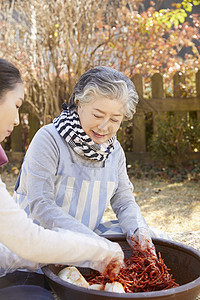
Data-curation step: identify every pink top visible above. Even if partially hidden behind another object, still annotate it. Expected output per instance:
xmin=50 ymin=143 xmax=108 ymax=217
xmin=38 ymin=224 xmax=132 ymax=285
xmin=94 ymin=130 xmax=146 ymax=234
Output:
xmin=0 ymin=145 xmax=8 ymax=167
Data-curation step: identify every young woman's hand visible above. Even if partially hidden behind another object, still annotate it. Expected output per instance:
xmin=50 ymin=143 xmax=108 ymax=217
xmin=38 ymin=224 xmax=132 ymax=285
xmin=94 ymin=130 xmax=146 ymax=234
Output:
xmin=102 ymin=244 xmax=124 ymax=280
xmin=89 ymin=239 xmax=124 ymax=279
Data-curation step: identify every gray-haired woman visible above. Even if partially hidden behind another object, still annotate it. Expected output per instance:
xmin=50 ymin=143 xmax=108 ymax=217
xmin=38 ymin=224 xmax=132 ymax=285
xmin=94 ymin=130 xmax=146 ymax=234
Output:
xmin=14 ymin=66 xmax=167 ymax=259
xmin=0 ymin=60 xmax=124 ymax=278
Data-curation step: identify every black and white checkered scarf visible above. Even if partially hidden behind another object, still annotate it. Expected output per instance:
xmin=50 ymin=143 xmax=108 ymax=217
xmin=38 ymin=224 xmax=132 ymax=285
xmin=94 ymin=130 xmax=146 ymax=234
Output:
xmin=53 ymin=104 xmax=116 ymax=162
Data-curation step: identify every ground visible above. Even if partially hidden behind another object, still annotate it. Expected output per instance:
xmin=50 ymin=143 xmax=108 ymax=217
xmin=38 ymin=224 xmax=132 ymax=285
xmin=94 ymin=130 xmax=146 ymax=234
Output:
xmin=104 ymin=177 xmax=200 ymax=233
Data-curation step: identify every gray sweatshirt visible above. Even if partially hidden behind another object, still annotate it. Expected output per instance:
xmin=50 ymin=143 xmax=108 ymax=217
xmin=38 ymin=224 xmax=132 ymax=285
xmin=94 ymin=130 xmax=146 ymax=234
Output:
xmin=14 ymin=123 xmax=147 ymax=235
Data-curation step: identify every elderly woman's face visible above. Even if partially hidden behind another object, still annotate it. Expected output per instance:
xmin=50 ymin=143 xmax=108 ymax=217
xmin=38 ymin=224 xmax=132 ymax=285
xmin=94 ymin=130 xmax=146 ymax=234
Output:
xmin=0 ymin=83 xmax=24 ymax=142
xmin=77 ymin=96 xmax=124 ymax=144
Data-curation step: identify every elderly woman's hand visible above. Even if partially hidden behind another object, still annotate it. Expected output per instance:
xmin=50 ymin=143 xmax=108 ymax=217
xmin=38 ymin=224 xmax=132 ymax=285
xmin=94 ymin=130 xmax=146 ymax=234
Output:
xmin=127 ymin=227 xmax=157 ymax=259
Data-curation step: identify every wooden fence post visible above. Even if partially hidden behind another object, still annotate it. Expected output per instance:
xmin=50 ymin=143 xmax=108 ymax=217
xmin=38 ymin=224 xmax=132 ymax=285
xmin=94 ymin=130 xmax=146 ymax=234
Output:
xmin=131 ymin=74 xmax=146 ymax=152
xmin=152 ymin=73 xmax=164 ymax=99
xmin=196 ymin=70 xmax=200 ymax=123
xmin=10 ymin=122 xmax=24 ymax=152
xmin=28 ymin=113 xmax=40 ymax=142
xmin=151 ymin=73 xmax=164 ymax=134
xmin=132 ymin=113 xmax=146 ymax=152
xmin=132 ymin=74 xmax=143 ymax=100
xmin=173 ymin=71 xmax=185 ymax=98
xmin=173 ymin=71 xmax=187 ymax=119
xmin=20 ymin=101 xmax=41 ymax=146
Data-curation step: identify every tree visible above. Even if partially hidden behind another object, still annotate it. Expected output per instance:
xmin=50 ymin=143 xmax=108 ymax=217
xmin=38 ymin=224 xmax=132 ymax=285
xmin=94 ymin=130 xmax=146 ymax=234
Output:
xmin=0 ymin=0 xmax=114 ymax=122
xmin=98 ymin=2 xmax=200 ymax=97
xmin=152 ymin=0 xmax=200 ymax=27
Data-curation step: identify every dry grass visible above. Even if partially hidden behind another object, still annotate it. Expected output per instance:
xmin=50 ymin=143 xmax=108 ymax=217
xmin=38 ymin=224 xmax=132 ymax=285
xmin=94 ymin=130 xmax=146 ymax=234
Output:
xmin=104 ymin=178 xmax=200 ymax=233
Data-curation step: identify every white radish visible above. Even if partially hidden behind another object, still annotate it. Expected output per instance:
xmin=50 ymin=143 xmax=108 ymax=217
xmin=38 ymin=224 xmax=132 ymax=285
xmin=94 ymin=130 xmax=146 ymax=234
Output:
xmin=104 ymin=282 xmax=125 ymax=293
xmin=88 ymin=284 xmax=104 ymax=290
xmin=58 ymin=266 xmax=89 ymax=288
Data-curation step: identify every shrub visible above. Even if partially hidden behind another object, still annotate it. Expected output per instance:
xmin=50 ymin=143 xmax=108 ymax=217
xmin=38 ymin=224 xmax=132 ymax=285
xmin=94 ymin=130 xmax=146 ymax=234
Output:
xmin=150 ymin=114 xmax=200 ymax=166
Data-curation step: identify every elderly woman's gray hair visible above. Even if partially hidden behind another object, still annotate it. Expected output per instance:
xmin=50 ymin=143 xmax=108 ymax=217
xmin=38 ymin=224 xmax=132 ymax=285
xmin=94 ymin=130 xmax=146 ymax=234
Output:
xmin=69 ymin=66 xmax=139 ymax=120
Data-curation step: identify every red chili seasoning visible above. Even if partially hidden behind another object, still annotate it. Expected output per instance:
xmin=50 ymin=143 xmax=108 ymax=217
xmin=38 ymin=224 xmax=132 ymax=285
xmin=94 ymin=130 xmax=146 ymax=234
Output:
xmin=86 ymin=250 xmax=179 ymax=293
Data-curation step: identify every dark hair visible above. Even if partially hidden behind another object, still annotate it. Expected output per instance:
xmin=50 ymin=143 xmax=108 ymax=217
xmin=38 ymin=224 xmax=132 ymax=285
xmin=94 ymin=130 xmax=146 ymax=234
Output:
xmin=0 ymin=58 xmax=23 ymax=100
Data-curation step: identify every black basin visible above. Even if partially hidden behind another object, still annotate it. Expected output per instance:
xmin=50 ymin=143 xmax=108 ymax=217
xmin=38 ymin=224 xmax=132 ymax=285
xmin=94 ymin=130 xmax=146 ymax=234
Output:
xmin=42 ymin=237 xmax=200 ymax=300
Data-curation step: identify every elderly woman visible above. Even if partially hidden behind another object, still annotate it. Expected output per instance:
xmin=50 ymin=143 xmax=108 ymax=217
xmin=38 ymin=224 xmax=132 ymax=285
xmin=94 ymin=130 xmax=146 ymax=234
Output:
xmin=14 ymin=66 xmax=165 ymax=257
xmin=0 ymin=59 xmax=124 ymax=279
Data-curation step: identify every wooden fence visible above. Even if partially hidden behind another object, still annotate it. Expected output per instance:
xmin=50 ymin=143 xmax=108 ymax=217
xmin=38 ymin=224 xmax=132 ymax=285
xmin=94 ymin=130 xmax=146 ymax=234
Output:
xmin=119 ymin=70 xmax=200 ymax=163
xmin=3 ymin=70 xmax=200 ymax=164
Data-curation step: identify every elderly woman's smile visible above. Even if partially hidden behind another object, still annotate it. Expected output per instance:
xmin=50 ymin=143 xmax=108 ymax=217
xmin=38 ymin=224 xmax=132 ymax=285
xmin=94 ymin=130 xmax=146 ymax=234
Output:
xmin=77 ymin=97 xmax=124 ymax=144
